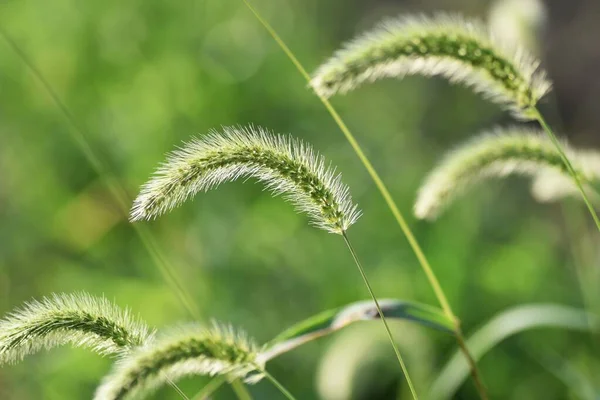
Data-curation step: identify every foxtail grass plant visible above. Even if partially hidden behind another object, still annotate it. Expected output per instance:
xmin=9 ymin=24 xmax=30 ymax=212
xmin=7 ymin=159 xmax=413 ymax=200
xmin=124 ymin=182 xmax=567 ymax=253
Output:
xmin=414 ymin=127 xmax=600 ymax=220
xmin=311 ymin=14 xmax=551 ymax=120
xmin=5 ymin=4 xmax=598 ymax=399
xmin=309 ymin=11 xmax=600 ymax=233
xmin=94 ymin=323 xmax=265 ymax=400
xmin=0 ymin=293 xmax=301 ymax=400
xmin=2 ymin=292 xmax=594 ymax=399
xmin=241 ymin=2 xmax=488 ymax=397
xmin=130 ymin=125 xmax=419 ymax=398
xmin=0 ymin=293 xmax=150 ymax=364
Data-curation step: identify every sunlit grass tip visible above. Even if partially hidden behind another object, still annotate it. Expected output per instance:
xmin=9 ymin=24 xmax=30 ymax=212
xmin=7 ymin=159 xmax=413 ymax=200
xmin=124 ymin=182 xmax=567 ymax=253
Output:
xmin=0 ymin=292 xmax=151 ymax=365
xmin=94 ymin=322 xmax=264 ymax=400
xmin=130 ymin=125 xmax=361 ymax=234
xmin=311 ymin=14 xmax=551 ymax=119
xmin=413 ymin=127 xmax=591 ymax=220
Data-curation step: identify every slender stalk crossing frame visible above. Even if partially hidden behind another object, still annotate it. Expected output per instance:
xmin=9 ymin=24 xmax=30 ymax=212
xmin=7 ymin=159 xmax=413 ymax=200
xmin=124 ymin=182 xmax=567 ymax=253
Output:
xmin=532 ymin=108 xmax=600 ymax=232
xmin=342 ymin=232 xmax=419 ymax=399
xmin=240 ymin=1 xmax=487 ymax=398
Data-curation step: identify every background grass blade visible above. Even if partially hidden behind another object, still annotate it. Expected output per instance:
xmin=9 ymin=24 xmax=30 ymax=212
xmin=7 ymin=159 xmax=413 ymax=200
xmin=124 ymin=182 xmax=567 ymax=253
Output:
xmin=261 ymin=299 xmax=453 ymax=361
xmin=429 ymin=304 xmax=597 ymax=399
xmin=526 ymin=348 xmax=599 ymax=400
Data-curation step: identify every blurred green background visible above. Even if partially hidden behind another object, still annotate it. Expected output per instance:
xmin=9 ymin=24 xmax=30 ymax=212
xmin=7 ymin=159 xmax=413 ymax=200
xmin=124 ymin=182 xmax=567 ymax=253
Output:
xmin=1 ymin=0 xmax=599 ymax=398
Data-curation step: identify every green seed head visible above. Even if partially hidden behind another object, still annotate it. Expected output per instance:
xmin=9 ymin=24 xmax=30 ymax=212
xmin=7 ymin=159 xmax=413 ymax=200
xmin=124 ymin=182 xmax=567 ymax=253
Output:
xmin=414 ymin=128 xmax=587 ymax=220
xmin=0 ymin=293 xmax=151 ymax=364
xmin=131 ymin=126 xmax=361 ymax=234
xmin=311 ymin=14 xmax=551 ymax=119
xmin=94 ymin=323 xmax=263 ymax=400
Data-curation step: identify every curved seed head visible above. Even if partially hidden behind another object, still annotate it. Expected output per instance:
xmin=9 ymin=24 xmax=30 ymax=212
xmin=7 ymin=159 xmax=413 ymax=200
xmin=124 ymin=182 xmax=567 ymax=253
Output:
xmin=0 ymin=292 xmax=151 ymax=364
xmin=131 ymin=125 xmax=361 ymax=234
xmin=94 ymin=323 xmax=263 ymax=400
xmin=414 ymin=127 xmax=581 ymax=220
xmin=311 ymin=14 xmax=551 ymax=119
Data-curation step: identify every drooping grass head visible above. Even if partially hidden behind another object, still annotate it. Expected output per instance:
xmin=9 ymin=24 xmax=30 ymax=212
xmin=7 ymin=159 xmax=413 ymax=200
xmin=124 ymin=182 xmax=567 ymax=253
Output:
xmin=94 ymin=323 xmax=263 ymax=400
xmin=311 ymin=14 xmax=551 ymax=119
xmin=0 ymin=293 xmax=150 ymax=364
xmin=413 ymin=128 xmax=594 ymax=220
xmin=131 ymin=126 xmax=361 ymax=234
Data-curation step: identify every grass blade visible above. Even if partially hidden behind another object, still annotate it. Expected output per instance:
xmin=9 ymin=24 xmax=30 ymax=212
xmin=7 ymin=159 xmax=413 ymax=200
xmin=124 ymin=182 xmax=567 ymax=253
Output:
xmin=430 ymin=304 xmax=597 ymax=399
xmin=261 ymin=299 xmax=453 ymax=361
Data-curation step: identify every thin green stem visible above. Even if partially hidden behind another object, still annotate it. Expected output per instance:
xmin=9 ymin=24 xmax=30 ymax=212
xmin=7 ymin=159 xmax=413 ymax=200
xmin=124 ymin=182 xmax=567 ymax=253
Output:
xmin=342 ymin=231 xmax=419 ymax=399
xmin=560 ymin=202 xmax=600 ymax=334
xmin=454 ymin=328 xmax=489 ymax=400
xmin=191 ymin=377 xmax=227 ymax=400
xmin=261 ymin=369 xmax=298 ymax=400
xmin=533 ymin=108 xmax=600 ymax=233
xmin=240 ymin=2 xmax=488 ymax=398
xmin=0 ymin=24 xmax=201 ymax=320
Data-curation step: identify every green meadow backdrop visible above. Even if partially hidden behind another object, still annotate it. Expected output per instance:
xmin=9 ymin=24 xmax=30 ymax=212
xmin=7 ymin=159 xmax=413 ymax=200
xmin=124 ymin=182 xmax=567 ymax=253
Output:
xmin=1 ymin=0 xmax=599 ymax=398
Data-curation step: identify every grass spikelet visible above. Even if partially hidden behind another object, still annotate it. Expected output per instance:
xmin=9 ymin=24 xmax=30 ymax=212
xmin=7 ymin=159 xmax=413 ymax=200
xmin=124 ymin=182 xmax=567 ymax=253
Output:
xmin=0 ymin=293 xmax=150 ymax=364
xmin=94 ymin=323 xmax=263 ymax=400
xmin=311 ymin=14 xmax=551 ymax=119
xmin=130 ymin=125 xmax=360 ymax=234
xmin=414 ymin=127 xmax=590 ymax=220
xmin=531 ymin=150 xmax=600 ymax=203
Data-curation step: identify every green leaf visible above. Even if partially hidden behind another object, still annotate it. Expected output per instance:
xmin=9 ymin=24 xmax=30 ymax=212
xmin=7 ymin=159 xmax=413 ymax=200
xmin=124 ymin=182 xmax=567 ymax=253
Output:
xmin=430 ymin=304 xmax=597 ymax=399
xmin=261 ymin=299 xmax=453 ymax=361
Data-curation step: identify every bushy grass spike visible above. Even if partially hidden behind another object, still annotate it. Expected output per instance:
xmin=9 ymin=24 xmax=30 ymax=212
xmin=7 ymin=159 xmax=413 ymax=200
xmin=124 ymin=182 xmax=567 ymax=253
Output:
xmin=0 ymin=292 xmax=150 ymax=364
xmin=311 ymin=14 xmax=551 ymax=119
xmin=131 ymin=125 xmax=360 ymax=234
xmin=94 ymin=322 xmax=263 ymax=400
xmin=414 ymin=127 xmax=599 ymax=220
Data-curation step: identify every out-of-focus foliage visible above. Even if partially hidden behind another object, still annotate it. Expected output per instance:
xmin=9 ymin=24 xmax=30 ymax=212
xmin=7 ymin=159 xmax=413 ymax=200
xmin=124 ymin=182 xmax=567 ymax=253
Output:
xmin=1 ymin=0 xmax=599 ymax=399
